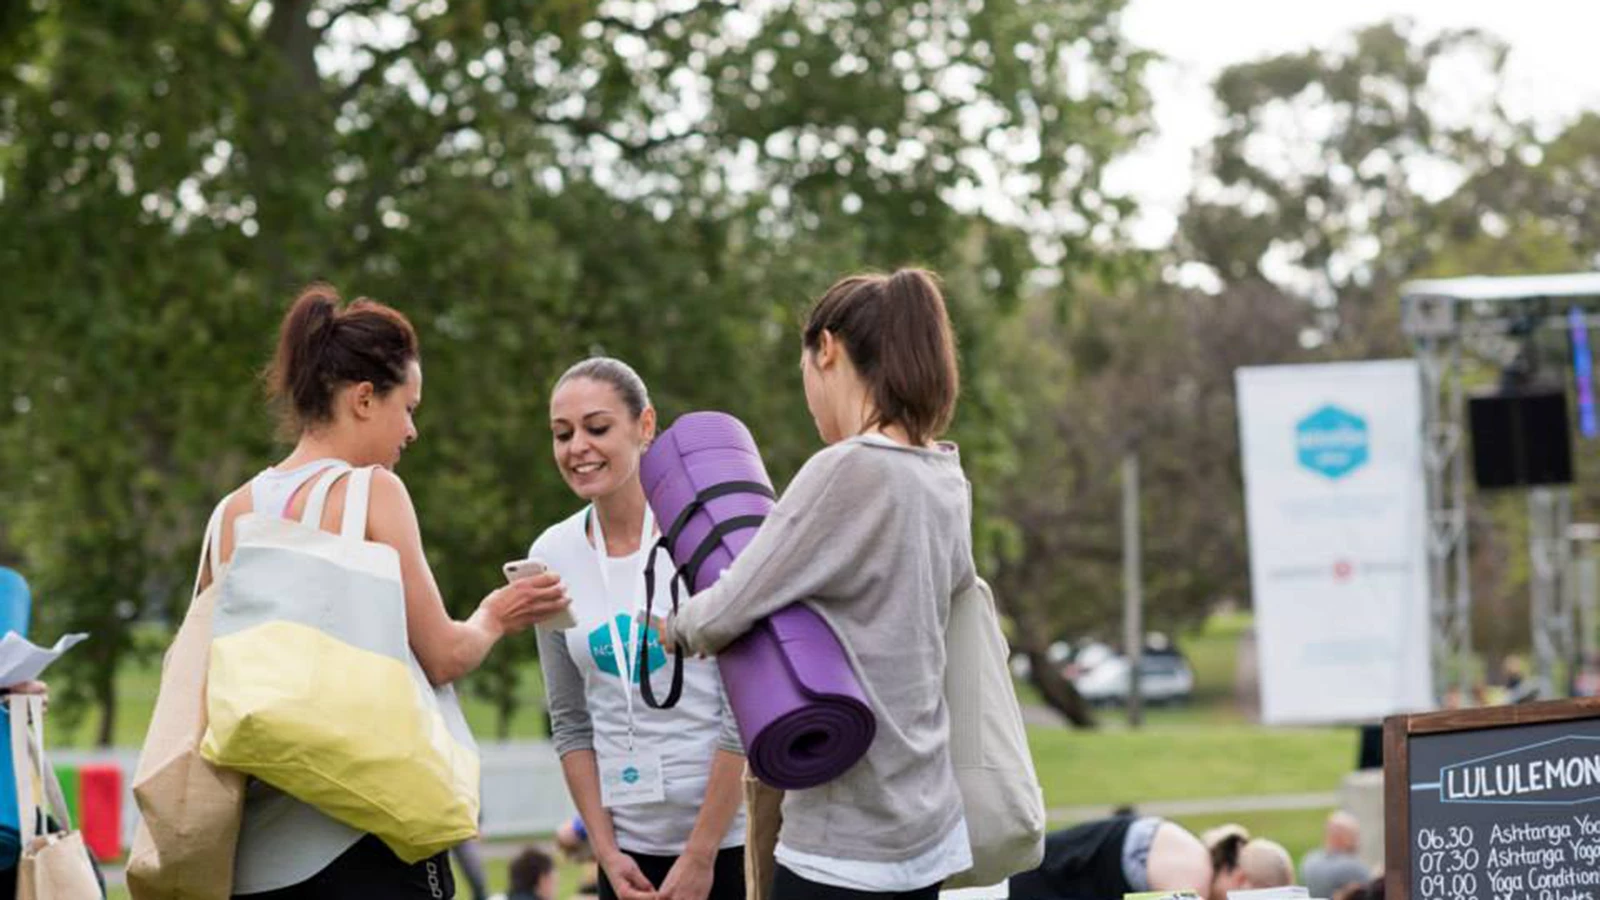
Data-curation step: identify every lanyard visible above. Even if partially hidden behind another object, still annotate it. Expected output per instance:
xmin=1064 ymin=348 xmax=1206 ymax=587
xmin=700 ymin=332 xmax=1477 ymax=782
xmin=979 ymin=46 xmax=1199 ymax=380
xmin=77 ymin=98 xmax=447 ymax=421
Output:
xmin=590 ymin=501 xmax=655 ymax=751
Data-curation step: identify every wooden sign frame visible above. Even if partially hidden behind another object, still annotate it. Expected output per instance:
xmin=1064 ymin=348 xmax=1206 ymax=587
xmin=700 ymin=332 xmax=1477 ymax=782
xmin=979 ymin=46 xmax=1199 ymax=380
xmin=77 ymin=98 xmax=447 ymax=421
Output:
xmin=1384 ymin=697 xmax=1600 ymax=900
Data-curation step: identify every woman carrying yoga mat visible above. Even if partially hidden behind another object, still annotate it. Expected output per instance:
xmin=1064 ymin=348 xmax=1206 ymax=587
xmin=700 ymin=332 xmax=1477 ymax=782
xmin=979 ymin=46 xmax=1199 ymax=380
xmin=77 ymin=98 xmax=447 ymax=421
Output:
xmin=531 ymin=358 xmax=747 ymax=900
xmin=667 ymin=269 xmax=974 ymax=900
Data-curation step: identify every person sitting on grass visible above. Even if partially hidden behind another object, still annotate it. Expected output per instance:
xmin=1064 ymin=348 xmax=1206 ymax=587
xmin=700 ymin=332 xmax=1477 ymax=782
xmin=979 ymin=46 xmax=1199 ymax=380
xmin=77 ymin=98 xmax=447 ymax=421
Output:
xmin=1007 ymin=817 xmax=1295 ymax=900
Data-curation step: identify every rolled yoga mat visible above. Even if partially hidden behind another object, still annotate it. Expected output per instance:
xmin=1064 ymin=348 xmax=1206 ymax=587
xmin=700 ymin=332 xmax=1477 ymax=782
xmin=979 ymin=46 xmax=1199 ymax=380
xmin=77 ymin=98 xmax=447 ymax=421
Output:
xmin=640 ymin=412 xmax=876 ymax=790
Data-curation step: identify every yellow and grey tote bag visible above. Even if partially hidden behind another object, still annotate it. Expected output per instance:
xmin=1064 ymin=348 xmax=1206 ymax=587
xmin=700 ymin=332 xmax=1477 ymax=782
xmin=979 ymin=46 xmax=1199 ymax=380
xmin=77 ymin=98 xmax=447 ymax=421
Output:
xmin=200 ymin=465 xmax=479 ymax=863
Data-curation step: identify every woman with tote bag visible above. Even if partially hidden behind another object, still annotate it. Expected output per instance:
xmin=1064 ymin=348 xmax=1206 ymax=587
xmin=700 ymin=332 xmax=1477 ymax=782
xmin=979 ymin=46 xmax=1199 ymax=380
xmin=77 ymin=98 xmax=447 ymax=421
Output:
xmin=197 ymin=284 xmax=571 ymax=899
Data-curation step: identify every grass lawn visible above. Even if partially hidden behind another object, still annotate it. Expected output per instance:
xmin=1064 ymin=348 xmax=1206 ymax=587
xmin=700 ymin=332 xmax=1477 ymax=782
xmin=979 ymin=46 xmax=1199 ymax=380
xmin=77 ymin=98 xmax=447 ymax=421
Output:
xmin=1029 ymin=723 xmax=1356 ymax=810
xmin=1019 ymin=613 xmax=1356 ymax=810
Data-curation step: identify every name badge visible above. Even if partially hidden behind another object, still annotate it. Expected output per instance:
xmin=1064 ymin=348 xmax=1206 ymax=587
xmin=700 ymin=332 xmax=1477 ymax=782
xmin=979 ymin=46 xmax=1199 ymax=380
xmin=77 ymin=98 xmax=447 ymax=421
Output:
xmin=599 ymin=749 xmax=666 ymax=808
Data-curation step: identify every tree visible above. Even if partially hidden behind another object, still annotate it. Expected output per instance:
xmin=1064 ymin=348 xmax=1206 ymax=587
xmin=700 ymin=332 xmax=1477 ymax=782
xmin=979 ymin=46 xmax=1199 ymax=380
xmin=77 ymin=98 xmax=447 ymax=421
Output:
xmin=1179 ymin=19 xmax=1524 ymax=355
xmin=0 ymin=0 xmax=1153 ymax=742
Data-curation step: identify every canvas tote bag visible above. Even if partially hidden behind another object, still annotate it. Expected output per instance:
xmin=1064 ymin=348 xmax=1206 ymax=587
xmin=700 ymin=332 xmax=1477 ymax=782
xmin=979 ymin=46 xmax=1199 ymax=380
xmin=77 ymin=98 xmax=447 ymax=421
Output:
xmin=10 ymin=694 xmax=101 ymax=900
xmin=741 ymin=576 xmax=1043 ymax=897
xmin=200 ymin=464 xmax=480 ymax=863
xmin=127 ymin=497 xmax=245 ymax=900
xmin=942 ymin=576 xmax=1046 ymax=889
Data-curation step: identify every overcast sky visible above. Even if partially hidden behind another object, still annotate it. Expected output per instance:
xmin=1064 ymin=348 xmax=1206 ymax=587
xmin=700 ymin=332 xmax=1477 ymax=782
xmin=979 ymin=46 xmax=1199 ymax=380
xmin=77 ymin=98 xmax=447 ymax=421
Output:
xmin=1106 ymin=0 xmax=1600 ymax=248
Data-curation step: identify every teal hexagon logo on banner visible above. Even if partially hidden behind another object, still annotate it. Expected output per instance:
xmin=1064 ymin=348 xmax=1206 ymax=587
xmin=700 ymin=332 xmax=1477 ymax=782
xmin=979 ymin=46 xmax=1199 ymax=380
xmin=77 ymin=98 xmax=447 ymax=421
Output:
xmin=1295 ymin=405 xmax=1369 ymax=480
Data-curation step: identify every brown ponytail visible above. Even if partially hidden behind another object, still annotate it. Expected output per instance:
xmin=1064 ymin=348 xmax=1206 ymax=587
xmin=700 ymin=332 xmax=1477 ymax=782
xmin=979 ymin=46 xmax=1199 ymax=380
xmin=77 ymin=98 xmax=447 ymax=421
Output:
xmin=267 ymin=283 xmax=419 ymax=434
xmin=802 ymin=268 xmax=960 ymax=446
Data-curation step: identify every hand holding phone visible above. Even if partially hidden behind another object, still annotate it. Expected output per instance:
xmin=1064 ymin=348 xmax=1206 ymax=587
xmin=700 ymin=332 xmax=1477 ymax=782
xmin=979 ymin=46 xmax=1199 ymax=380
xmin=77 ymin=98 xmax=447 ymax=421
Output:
xmin=501 ymin=558 xmax=578 ymax=631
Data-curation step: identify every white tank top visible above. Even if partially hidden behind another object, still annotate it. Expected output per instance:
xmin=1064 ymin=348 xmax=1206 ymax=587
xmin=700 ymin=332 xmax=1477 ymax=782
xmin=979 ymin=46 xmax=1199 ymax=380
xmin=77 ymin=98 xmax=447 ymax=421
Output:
xmin=232 ymin=458 xmax=367 ymax=894
xmin=248 ymin=458 xmax=347 ymax=520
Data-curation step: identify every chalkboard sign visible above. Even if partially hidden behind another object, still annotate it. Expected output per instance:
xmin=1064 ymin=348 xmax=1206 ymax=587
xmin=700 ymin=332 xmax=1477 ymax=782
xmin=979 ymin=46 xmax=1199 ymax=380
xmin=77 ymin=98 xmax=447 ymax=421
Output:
xmin=1385 ymin=698 xmax=1600 ymax=900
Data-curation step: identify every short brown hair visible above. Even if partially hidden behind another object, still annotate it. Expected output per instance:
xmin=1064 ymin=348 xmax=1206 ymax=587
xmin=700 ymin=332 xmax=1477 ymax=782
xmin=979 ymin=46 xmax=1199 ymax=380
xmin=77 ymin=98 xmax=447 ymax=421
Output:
xmin=803 ymin=268 xmax=959 ymax=446
xmin=267 ymin=283 xmax=419 ymax=434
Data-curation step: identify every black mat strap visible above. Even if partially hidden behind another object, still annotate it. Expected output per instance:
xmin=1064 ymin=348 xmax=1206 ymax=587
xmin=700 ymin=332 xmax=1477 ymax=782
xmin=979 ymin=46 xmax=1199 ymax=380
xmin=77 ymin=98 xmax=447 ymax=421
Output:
xmin=639 ymin=537 xmax=686 ymax=710
xmin=682 ymin=514 xmax=768 ymax=589
xmin=663 ymin=481 xmax=775 ymax=552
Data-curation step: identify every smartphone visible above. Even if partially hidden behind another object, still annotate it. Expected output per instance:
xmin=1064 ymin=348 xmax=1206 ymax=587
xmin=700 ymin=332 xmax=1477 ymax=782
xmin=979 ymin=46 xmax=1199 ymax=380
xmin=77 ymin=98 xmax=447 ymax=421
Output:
xmin=502 ymin=558 xmax=549 ymax=582
xmin=502 ymin=558 xmax=577 ymax=631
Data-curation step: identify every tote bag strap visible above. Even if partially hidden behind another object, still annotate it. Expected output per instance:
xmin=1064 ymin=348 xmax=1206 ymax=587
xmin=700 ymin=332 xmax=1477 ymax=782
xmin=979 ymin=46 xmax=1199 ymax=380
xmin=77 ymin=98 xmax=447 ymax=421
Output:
xmin=9 ymin=694 xmax=36 ymax=847
xmin=339 ymin=466 xmax=377 ymax=540
xmin=189 ymin=496 xmax=232 ymax=601
xmin=295 ymin=464 xmax=376 ymax=540
xmin=298 ymin=463 xmax=355 ymax=529
xmin=8 ymin=694 xmax=64 ymax=845
xmin=27 ymin=697 xmax=71 ymax=833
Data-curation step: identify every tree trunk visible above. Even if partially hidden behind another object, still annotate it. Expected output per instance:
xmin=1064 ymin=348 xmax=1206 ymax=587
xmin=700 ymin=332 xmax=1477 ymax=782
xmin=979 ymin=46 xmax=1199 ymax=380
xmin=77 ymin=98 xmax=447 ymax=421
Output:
xmin=95 ymin=667 xmax=117 ymax=748
xmin=497 ymin=696 xmax=514 ymax=742
xmin=1021 ymin=641 xmax=1097 ymax=729
xmin=991 ymin=562 xmax=1099 ymax=729
xmin=252 ymin=0 xmax=331 ymax=287
xmin=263 ymin=0 xmax=321 ymax=92
xmin=1003 ymin=585 xmax=1097 ymax=727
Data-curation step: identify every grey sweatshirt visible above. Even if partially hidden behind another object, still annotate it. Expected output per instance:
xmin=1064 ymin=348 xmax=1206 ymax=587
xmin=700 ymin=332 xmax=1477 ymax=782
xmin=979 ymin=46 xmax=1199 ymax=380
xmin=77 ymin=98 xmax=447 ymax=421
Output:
xmin=669 ymin=434 xmax=976 ymax=863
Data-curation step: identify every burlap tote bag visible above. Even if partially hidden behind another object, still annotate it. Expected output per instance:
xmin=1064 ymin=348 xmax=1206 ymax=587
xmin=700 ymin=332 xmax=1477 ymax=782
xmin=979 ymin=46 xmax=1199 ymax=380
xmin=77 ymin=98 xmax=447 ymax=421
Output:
xmin=127 ymin=498 xmax=245 ymax=900
xmin=11 ymin=694 xmax=101 ymax=900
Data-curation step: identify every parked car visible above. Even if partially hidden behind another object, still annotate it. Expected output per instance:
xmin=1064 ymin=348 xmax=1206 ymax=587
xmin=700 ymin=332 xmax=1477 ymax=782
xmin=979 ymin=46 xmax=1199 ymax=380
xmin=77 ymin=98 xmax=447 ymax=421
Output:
xmin=1071 ymin=645 xmax=1195 ymax=705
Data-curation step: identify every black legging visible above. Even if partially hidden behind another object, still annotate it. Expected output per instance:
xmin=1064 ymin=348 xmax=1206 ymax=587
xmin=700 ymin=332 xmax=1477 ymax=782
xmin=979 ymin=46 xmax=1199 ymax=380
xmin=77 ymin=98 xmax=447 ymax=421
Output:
xmin=770 ymin=865 xmax=942 ymax=900
xmin=235 ymin=834 xmax=454 ymax=899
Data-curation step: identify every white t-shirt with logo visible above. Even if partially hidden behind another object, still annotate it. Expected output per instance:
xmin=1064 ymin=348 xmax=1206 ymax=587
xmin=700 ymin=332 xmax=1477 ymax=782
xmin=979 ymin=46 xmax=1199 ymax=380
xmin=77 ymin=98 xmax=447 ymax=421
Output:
xmin=533 ymin=506 xmax=746 ymax=856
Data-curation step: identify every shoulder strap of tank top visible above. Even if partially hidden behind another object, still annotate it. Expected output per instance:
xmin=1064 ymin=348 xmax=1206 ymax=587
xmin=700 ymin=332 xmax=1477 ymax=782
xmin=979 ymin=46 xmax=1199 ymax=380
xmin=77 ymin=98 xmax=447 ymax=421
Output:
xmin=298 ymin=462 xmax=354 ymax=529
xmin=191 ymin=496 xmax=231 ymax=601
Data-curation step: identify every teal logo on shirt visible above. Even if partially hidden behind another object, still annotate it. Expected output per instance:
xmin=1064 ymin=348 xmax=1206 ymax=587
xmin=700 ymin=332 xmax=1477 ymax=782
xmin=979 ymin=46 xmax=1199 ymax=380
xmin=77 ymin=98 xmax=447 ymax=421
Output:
xmin=621 ymin=766 xmax=640 ymax=785
xmin=588 ymin=613 xmax=667 ymax=681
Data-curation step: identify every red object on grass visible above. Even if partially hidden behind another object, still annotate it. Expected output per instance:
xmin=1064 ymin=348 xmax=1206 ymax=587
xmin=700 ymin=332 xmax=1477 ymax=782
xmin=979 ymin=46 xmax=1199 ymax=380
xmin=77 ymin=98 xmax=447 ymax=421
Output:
xmin=76 ymin=763 xmax=122 ymax=861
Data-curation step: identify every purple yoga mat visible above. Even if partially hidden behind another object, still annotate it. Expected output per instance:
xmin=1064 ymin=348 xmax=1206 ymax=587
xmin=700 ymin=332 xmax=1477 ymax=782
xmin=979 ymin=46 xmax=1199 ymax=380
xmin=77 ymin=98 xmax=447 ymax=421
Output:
xmin=640 ymin=412 xmax=876 ymax=790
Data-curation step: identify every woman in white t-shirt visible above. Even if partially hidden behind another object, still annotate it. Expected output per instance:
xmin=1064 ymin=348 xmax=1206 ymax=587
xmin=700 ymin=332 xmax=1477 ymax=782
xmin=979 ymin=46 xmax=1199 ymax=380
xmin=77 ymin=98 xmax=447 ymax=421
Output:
xmin=532 ymin=357 xmax=747 ymax=900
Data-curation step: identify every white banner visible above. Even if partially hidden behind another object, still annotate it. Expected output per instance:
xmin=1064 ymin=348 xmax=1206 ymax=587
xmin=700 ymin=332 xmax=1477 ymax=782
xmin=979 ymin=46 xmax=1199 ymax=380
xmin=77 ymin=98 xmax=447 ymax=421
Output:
xmin=1236 ymin=360 xmax=1434 ymax=724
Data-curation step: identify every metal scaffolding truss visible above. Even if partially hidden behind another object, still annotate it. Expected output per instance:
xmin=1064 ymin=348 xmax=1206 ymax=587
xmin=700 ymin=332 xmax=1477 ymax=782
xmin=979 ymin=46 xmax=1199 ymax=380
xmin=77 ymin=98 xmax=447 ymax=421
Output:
xmin=1399 ymin=273 xmax=1600 ymax=698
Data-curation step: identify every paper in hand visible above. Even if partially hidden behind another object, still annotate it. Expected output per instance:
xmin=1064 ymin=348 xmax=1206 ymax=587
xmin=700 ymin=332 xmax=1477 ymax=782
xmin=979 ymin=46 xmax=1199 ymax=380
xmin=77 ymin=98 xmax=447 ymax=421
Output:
xmin=0 ymin=631 xmax=87 ymax=687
